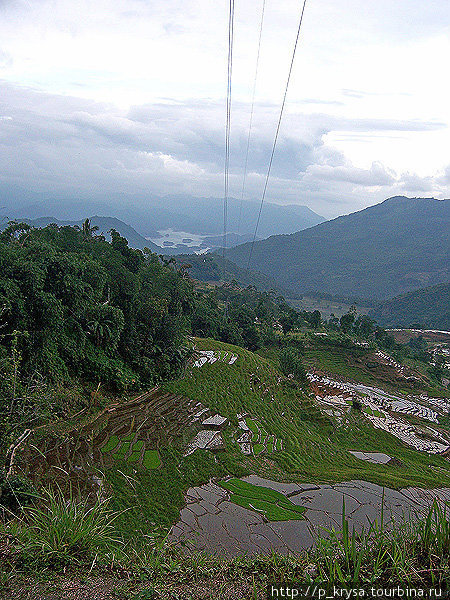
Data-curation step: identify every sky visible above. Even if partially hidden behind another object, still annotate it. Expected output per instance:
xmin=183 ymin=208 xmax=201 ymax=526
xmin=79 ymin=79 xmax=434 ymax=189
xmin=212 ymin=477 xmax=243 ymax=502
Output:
xmin=0 ymin=0 xmax=449 ymax=218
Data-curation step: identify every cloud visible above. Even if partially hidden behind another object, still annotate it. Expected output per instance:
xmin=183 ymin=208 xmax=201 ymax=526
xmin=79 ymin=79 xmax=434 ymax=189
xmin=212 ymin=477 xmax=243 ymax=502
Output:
xmin=397 ymin=173 xmax=435 ymax=193
xmin=0 ymin=80 xmax=449 ymax=219
xmin=304 ymin=162 xmax=396 ymax=187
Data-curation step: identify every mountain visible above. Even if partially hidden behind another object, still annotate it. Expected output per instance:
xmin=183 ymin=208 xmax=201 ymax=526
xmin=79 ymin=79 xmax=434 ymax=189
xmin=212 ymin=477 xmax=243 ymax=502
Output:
xmin=369 ymin=282 xmax=450 ymax=330
xmin=225 ymin=197 xmax=450 ymax=301
xmin=0 ymin=183 xmax=325 ymax=241
xmin=8 ymin=216 xmax=161 ymax=252
xmin=142 ymin=195 xmax=325 ymax=238
xmin=174 ymin=253 xmax=286 ymax=293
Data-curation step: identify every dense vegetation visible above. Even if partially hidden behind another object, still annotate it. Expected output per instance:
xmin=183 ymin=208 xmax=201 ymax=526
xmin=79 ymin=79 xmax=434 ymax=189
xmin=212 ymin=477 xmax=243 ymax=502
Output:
xmin=370 ymin=282 xmax=450 ymax=330
xmin=0 ymin=220 xmax=298 ymax=454
xmin=12 ymin=215 xmax=160 ymax=251
xmin=226 ymin=196 xmax=450 ymax=300
xmin=1 ymin=218 xmax=449 ymax=599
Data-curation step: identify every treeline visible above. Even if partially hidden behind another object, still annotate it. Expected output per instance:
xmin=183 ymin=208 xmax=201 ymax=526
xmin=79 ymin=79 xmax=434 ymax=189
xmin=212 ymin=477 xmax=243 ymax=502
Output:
xmin=0 ymin=221 xmax=293 ymax=394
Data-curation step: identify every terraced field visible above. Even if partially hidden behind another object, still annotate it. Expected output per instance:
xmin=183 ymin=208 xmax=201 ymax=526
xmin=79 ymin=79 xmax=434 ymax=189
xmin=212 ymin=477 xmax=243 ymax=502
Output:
xmin=13 ymin=337 xmax=450 ymax=547
xmin=236 ymin=414 xmax=283 ymax=456
xmin=165 ymin=339 xmax=450 ymax=491
xmin=17 ymin=386 xmax=214 ymax=493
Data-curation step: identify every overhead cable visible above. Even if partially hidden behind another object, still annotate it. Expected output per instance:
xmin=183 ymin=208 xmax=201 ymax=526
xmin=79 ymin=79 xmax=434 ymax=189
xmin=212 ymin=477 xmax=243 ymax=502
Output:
xmin=222 ymin=0 xmax=236 ymax=283
xmin=246 ymin=0 xmax=308 ymax=272
xmin=237 ymin=0 xmax=267 ymax=236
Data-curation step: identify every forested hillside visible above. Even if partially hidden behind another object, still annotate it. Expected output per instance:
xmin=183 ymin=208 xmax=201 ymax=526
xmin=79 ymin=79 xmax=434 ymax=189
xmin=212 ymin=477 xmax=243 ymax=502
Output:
xmin=226 ymin=196 xmax=450 ymax=300
xmin=16 ymin=215 xmax=160 ymax=251
xmin=370 ymin=282 xmax=450 ymax=330
xmin=0 ymin=220 xmax=297 ymax=448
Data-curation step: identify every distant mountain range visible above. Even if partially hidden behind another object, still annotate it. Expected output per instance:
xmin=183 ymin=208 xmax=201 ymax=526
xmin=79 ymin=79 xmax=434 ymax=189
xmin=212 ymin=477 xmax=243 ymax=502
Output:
xmin=226 ymin=197 xmax=450 ymax=301
xmin=370 ymin=282 xmax=450 ymax=330
xmin=0 ymin=183 xmax=325 ymax=241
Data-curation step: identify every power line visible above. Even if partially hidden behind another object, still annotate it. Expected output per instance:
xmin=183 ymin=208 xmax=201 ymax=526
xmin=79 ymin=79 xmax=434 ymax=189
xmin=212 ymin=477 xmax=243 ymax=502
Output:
xmin=236 ymin=0 xmax=267 ymax=236
xmin=222 ymin=0 xmax=235 ymax=286
xmin=246 ymin=0 xmax=308 ymax=272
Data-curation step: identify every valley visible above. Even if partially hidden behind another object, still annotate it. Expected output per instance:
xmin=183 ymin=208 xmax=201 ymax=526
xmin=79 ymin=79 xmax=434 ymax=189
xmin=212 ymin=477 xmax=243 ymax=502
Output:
xmin=0 ymin=214 xmax=449 ymax=597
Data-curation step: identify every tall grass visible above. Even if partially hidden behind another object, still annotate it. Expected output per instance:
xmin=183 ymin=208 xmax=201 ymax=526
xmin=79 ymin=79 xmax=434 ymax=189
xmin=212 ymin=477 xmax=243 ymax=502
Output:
xmin=2 ymin=493 xmax=450 ymax=592
xmin=17 ymin=485 xmax=121 ymax=566
xmin=313 ymin=499 xmax=450 ymax=585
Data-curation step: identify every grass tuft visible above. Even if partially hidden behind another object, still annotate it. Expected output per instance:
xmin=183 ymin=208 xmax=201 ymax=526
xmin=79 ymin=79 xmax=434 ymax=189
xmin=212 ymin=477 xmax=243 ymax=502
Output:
xmin=16 ymin=485 xmax=121 ymax=566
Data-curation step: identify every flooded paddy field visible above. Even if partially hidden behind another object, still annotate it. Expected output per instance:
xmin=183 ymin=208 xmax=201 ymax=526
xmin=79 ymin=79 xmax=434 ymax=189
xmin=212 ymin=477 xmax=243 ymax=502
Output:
xmin=169 ymin=476 xmax=450 ymax=556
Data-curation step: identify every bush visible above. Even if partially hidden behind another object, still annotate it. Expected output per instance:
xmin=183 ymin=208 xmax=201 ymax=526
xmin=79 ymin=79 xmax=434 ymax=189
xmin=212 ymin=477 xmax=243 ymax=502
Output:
xmin=0 ymin=469 xmax=36 ymax=514
xmin=279 ymin=347 xmax=308 ymax=384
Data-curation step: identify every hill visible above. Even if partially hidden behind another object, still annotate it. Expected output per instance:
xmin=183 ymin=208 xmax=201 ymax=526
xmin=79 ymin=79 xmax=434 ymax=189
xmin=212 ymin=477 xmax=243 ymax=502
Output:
xmin=11 ymin=335 xmax=450 ymax=553
xmin=0 ymin=184 xmax=324 ymax=241
xmin=226 ymin=196 xmax=450 ymax=300
xmin=174 ymin=252 xmax=286 ymax=293
xmin=370 ymin=282 xmax=450 ymax=330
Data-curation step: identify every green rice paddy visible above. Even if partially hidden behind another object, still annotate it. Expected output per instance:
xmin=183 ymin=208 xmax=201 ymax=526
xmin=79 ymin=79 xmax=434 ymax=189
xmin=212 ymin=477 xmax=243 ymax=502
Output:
xmin=219 ymin=478 xmax=306 ymax=521
xmin=101 ymin=435 xmax=161 ymax=470
xmin=243 ymin=416 xmax=282 ymax=455
xmin=143 ymin=450 xmax=162 ymax=469
xmin=100 ymin=434 xmax=120 ymax=453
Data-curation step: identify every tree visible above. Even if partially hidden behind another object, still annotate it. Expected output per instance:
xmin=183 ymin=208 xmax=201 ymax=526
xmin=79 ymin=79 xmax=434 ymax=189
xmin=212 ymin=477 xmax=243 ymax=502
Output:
xmin=310 ymin=310 xmax=322 ymax=329
xmin=279 ymin=310 xmax=298 ymax=335
xmin=354 ymin=315 xmax=375 ymax=337
xmin=279 ymin=347 xmax=308 ymax=384
xmin=328 ymin=314 xmax=340 ymax=330
xmin=81 ymin=218 xmax=99 ymax=239
xmin=340 ymin=311 xmax=355 ymax=334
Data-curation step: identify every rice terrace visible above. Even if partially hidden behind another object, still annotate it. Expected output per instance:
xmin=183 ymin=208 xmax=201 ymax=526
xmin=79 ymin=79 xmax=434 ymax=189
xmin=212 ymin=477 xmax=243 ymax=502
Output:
xmin=9 ymin=337 xmax=450 ymax=561
xmin=1 ymin=0 xmax=450 ymax=596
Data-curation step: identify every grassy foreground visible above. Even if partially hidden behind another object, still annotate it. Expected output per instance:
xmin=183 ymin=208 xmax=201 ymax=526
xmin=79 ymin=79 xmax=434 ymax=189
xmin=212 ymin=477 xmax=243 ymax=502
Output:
xmin=2 ymin=486 xmax=450 ymax=599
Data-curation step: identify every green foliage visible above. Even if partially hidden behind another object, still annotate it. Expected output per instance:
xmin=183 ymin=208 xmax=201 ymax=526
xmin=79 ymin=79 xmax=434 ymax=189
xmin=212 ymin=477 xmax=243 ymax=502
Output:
xmin=370 ymin=282 xmax=450 ymax=330
xmin=314 ymin=500 xmax=450 ymax=585
xmin=0 ymin=221 xmax=197 ymax=388
xmin=279 ymin=347 xmax=308 ymax=384
xmin=0 ymin=470 xmax=36 ymax=514
xmin=16 ymin=485 xmax=120 ymax=566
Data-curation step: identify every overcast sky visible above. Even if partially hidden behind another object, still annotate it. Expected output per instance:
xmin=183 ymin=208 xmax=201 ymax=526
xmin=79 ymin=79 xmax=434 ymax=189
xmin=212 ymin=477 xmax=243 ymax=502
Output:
xmin=0 ymin=0 xmax=449 ymax=218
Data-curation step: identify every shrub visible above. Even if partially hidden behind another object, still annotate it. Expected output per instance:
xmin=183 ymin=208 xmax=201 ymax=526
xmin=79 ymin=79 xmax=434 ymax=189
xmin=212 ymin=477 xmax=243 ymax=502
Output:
xmin=279 ymin=347 xmax=308 ymax=384
xmin=0 ymin=469 xmax=36 ymax=514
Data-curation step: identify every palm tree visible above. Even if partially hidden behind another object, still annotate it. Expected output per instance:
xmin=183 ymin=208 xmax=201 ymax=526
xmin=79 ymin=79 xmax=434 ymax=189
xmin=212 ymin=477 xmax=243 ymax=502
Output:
xmin=81 ymin=218 xmax=99 ymax=239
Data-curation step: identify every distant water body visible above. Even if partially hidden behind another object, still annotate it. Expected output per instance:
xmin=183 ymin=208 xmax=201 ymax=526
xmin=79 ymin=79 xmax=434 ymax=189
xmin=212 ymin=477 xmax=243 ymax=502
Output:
xmin=146 ymin=229 xmax=209 ymax=254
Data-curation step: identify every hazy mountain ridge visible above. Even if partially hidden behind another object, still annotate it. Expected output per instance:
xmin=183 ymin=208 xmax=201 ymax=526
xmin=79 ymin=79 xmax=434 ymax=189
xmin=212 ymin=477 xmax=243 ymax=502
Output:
xmin=0 ymin=183 xmax=325 ymax=240
xmin=225 ymin=196 xmax=450 ymax=301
